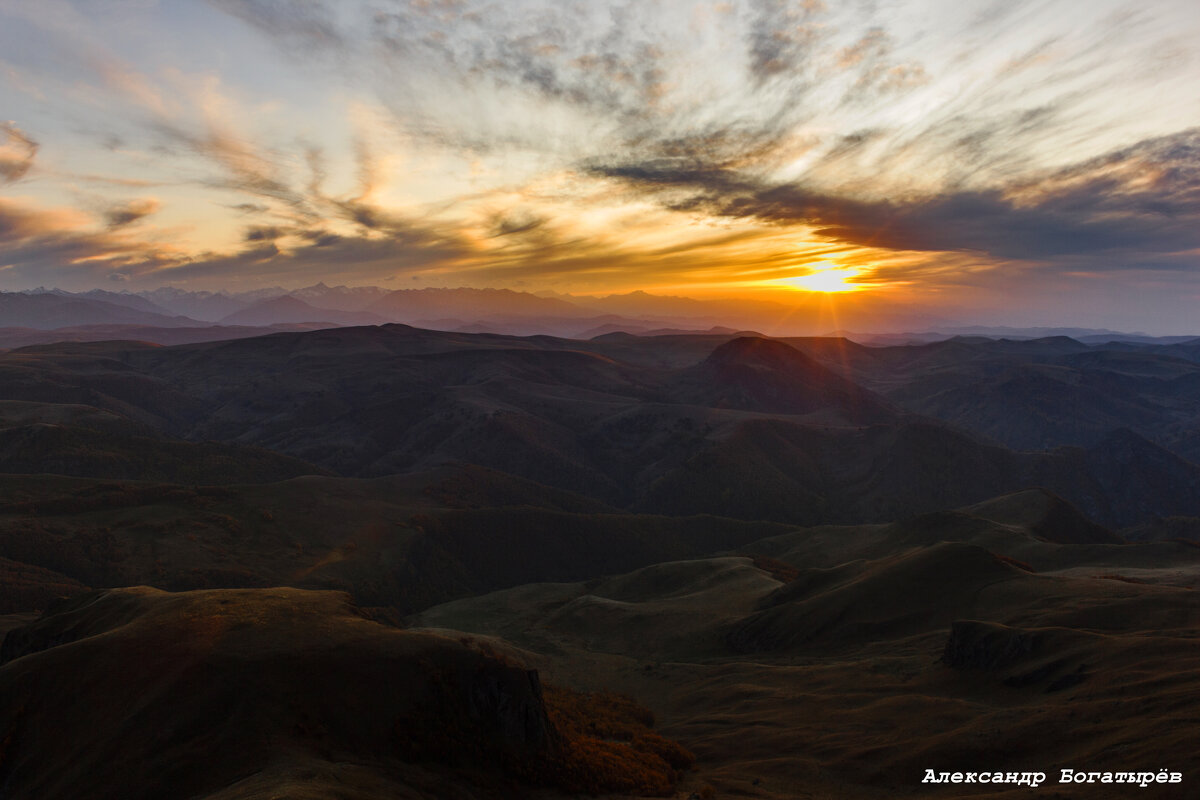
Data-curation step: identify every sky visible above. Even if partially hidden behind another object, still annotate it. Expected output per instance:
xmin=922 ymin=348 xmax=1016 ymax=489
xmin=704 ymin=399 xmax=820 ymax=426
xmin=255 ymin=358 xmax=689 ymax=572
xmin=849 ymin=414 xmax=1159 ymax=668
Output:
xmin=0 ymin=0 xmax=1198 ymax=331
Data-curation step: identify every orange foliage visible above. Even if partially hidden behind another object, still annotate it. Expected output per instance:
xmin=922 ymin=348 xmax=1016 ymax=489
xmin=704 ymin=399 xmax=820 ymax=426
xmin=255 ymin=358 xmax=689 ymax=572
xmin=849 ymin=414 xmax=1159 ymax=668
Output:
xmin=536 ymin=685 xmax=695 ymax=796
xmin=393 ymin=677 xmax=693 ymax=797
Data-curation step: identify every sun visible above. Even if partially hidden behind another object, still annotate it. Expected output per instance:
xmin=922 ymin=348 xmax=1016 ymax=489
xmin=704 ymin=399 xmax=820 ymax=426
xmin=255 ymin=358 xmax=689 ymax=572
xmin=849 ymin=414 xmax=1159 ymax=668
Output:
xmin=776 ymin=264 xmax=864 ymax=293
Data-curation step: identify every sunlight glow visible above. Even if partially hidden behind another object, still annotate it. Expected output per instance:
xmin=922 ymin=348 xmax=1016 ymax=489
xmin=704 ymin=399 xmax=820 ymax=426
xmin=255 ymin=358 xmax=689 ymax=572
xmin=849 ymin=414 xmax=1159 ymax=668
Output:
xmin=775 ymin=264 xmax=865 ymax=293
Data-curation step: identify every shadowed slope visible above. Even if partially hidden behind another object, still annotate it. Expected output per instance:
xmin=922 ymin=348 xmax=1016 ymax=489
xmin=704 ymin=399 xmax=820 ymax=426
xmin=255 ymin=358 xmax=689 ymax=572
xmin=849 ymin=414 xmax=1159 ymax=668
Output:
xmin=0 ymin=587 xmax=692 ymax=800
xmin=0 ymin=587 xmax=553 ymax=799
xmin=0 ymin=468 xmax=799 ymax=615
xmin=412 ymin=517 xmax=1200 ymax=797
xmin=962 ymin=489 xmax=1122 ymax=545
xmin=674 ymin=337 xmax=896 ymax=423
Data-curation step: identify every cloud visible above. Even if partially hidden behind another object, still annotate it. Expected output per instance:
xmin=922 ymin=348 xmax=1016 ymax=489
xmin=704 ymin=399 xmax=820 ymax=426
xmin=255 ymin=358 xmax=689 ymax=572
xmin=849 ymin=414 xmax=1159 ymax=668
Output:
xmin=0 ymin=4 xmax=324 ymax=223
xmin=4 ymin=0 xmax=1197 ymax=304
xmin=591 ymin=127 xmax=1200 ymax=266
xmin=0 ymin=198 xmax=181 ymax=288
xmin=150 ymin=114 xmax=319 ymax=220
xmin=489 ymin=210 xmax=548 ymax=238
xmin=104 ymin=198 xmax=161 ymax=229
xmin=205 ymin=0 xmax=345 ymax=54
xmin=744 ymin=0 xmax=825 ymax=80
xmin=0 ymin=190 xmax=476 ymax=291
xmin=242 ymin=224 xmax=287 ymax=242
xmin=209 ymin=0 xmax=841 ymax=163
xmin=0 ymin=122 xmax=38 ymax=183
xmin=156 ymin=220 xmax=473 ymax=286
xmin=229 ymin=202 xmax=270 ymax=214
xmin=72 ymin=174 xmax=166 ymax=189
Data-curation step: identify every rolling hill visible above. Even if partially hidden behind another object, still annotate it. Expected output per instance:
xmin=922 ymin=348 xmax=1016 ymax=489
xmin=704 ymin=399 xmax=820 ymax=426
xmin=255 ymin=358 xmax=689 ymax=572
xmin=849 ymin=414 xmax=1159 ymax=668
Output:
xmin=2 ymin=326 xmax=1199 ymax=526
xmin=1 ymin=323 xmax=1199 ymax=798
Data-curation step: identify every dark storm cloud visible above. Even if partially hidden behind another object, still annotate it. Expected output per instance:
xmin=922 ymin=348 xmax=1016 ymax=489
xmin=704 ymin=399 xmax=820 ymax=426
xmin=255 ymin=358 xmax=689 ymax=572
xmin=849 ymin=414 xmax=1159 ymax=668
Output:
xmin=592 ymin=128 xmax=1200 ymax=264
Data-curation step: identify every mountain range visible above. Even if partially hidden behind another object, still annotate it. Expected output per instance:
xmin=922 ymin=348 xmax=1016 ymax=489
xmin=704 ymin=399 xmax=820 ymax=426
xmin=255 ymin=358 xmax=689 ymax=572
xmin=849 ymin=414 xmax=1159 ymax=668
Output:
xmin=1 ymin=322 xmax=1198 ymax=798
xmin=8 ymin=285 xmax=1199 ymax=351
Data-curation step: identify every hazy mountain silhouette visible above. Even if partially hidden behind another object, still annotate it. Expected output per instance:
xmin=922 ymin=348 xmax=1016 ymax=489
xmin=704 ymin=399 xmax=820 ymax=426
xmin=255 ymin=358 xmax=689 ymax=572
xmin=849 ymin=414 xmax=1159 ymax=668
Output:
xmin=0 ymin=292 xmax=201 ymax=329
xmin=0 ymin=322 xmax=337 ymax=350
xmin=219 ymin=295 xmax=388 ymax=326
xmin=137 ymin=287 xmax=250 ymax=321
xmin=366 ymin=287 xmax=592 ymax=320
xmin=289 ymin=281 xmax=392 ymax=311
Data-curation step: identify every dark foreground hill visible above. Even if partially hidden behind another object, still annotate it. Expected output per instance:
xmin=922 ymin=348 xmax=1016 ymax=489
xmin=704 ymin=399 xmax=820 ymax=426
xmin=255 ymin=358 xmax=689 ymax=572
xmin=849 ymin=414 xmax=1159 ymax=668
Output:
xmin=5 ymin=485 xmax=1197 ymax=798
xmin=0 ymin=587 xmax=695 ymax=800
xmin=415 ymin=499 xmax=1200 ymax=798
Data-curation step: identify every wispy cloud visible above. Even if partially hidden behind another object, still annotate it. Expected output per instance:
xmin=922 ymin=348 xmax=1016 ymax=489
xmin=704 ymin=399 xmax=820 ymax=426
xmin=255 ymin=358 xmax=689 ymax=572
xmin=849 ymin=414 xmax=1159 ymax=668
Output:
xmin=103 ymin=197 xmax=161 ymax=229
xmin=592 ymin=127 xmax=1200 ymax=266
xmin=0 ymin=122 xmax=37 ymax=183
xmin=0 ymin=0 xmax=1196 ymax=322
xmin=156 ymin=220 xmax=473 ymax=287
xmin=0 ymin=197 xmax=182 ymax=286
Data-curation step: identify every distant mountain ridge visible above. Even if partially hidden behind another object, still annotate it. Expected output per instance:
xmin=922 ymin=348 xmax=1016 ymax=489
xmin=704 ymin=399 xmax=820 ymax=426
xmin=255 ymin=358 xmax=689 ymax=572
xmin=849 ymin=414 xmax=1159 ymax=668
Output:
xmin=9 ymin=285 xmax=957 ymax=336
xmin=219 ymin=295 xmax=388 ymax=326
xmin=11 ymin=285 xmax=1199 ymax=342
xmin=0 ymin=292 xmax=202 ymax=329
xmin=365 ymin=286 xmax=593 ymax=320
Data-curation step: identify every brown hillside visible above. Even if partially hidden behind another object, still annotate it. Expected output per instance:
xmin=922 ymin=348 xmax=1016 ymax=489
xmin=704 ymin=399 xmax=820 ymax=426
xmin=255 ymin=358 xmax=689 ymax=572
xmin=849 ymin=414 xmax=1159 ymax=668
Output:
xmin=0 ymin=587 xmax=691 ymax=799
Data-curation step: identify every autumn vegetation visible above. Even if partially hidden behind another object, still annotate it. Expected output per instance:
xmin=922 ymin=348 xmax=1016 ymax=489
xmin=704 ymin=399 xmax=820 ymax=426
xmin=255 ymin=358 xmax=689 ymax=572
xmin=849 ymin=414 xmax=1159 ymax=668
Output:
xmin=393 ymin=671 xmax=694 ymax=796
xmin=537 ymin=686 xmax=694 ymax=796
